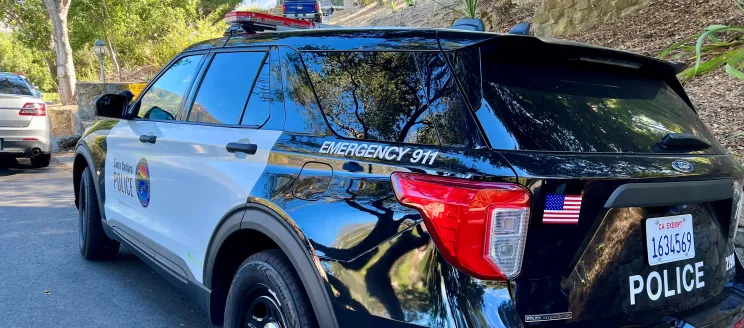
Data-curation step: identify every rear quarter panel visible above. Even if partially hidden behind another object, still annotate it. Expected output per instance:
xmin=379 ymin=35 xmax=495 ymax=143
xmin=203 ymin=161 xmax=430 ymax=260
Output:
xmin=250 ymin=132 xmax=521 ymax=326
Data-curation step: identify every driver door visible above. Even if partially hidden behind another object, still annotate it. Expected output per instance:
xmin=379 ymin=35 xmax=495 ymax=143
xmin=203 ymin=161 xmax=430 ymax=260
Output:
xmin=104 ymin=54 xmax=205 ymax=248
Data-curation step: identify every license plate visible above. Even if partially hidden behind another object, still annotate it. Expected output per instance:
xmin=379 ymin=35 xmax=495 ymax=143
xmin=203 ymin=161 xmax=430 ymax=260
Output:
xmin=645 ymin=214 xmax=695 ymax=266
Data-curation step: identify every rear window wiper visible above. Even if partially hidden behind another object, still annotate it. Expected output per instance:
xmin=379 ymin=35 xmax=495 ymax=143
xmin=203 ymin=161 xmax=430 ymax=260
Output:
xmin=652 ymin=133 xmax=711 ymax=153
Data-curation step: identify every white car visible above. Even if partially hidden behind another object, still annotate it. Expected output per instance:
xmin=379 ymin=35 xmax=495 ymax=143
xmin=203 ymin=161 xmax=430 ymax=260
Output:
xmin=0 ymin=72 xmax=52 ymax=167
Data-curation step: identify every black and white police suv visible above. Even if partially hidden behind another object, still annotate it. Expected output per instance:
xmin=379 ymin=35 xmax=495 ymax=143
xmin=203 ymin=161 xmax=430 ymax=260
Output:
xmin=72 ymin=11 xmax=744 ymax=328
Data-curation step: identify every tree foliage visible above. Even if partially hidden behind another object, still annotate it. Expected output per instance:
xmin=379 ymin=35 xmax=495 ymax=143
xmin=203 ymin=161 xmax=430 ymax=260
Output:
xmin=660 ymin=0 xmax=744 ymax=82
xmin=0 ymin=0 xmax=241 ymax=92
xmin=0 ymin=32 xmax=56 ymax=91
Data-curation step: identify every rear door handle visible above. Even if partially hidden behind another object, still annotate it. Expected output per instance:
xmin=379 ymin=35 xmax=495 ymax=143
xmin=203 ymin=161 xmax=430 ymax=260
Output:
xmin=226 ymin=142 xmax=258 ymax=155
xmin=139 ymin=135 xmax=156 ymax=144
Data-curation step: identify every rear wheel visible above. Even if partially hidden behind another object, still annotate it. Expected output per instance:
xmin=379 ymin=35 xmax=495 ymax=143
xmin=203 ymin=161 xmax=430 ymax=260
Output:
xmin=79 ymin=166 xmax=119 ymax=260
xmin=31 ymin=154 xmax=51 ymax=168
xmin=224 ymin=250 xmax=317 ymax=328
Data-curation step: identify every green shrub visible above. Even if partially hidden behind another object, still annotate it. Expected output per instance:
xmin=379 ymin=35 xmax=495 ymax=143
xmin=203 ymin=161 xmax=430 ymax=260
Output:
xmin=661 ymin=1 xmax=744 ymax=82
xmin=0 ymin=33 xmax=56 ymax=92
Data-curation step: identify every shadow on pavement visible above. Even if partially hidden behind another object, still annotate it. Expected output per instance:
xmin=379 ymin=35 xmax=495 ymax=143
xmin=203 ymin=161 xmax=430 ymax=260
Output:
xmin=0 ymin=156 xmax=52 ymax=177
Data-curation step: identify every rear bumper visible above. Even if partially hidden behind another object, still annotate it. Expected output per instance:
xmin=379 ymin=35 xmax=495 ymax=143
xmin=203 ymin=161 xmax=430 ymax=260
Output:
xmin=0 ymin=139 xmax=51 ymax=156
xmin=284 ymin=13 xmax=319 ymax=19
xmin=0 ymin=116 xmax=52 ymax=156
xmin=675 ymin=283 xmax=744 ymax=328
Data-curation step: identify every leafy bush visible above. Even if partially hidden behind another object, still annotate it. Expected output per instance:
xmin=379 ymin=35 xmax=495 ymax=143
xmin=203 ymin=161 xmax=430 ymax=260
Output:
xmin=433 ymin=0 xmax=478 ymax=20
xmin=0 ymin=33 xmax=56 ymax=92
xmin=42 ymin=93 xmax=60 ymax=104
xmin=660 ymin=1 xmax=744 ymax=82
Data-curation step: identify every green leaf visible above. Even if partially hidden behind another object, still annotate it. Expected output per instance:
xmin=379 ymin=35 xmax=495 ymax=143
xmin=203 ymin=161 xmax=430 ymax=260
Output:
xmin=660 ymin=33 xmax=701 ymax=59
xmin=680 ymin=52 xmax=730 ymax=82
xmin=694 ymin=25 xmax=744 ymax=75
xmin=725 ymin=48 xmax=744 ymax=80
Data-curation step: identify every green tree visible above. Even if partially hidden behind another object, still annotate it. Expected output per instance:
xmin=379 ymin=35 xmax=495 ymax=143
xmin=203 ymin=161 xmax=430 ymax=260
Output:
xmin=0 ymin=0 xmax=57 ymax=87
xmin=0 ymin=33 xmax=56 ymax=91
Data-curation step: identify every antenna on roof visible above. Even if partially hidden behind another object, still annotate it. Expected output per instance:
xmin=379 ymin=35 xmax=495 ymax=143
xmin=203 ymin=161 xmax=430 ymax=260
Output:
xmin=508 ymin=22 xmax=532 ymax=36
xmin=450 ymin=18 xmax=485 ymax=32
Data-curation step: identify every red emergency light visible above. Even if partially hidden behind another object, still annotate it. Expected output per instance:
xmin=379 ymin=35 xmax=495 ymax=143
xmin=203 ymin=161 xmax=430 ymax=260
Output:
xmin=224 ymin=11 xmax=317 ymax=35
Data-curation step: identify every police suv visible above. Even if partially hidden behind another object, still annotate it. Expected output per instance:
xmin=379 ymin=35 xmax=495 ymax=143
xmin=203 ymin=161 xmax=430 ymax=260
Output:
xmin=72 ymin=11 xmax=744 ymax=328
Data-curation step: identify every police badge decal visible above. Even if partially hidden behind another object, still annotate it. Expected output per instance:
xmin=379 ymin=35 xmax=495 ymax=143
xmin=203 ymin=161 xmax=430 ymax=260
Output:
xmin=136 ymin=158 xmax=151 ymax=208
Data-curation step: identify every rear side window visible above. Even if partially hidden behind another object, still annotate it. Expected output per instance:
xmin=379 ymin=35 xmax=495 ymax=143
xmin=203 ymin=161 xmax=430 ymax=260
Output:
xmin=420 ymin=53 xmax=482 ymax=147
xmin=188 ymin=52 xmax=267 ymax=125
xmin=302 ymin=51 xmax=441 ymax=145
xmin=475 ymin=47 xmax=721 ymax=153
xmin=0 ymin=76 xmax=32 ymax=96
xmin=241 ymin=57 xmax=272 ymax=127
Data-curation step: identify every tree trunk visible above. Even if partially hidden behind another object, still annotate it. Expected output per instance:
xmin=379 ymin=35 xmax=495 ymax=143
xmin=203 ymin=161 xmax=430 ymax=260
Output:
xmin=101 ymin=0 xmax=122 ymax=81
xmin=43 ymin=0 xmax=76 ymax=105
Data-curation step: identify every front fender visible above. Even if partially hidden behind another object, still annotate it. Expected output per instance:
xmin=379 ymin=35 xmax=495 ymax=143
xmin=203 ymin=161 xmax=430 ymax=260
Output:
xmin=74 ymin=145 xmax=105 ymax=218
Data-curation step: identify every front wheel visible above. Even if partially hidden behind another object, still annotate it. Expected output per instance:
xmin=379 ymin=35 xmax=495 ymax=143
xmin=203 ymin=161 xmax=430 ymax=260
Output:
xmin=224 ymin=250 xmax=318 ymax=328
xmin=79 ymin=166 xmax=120 ymax=260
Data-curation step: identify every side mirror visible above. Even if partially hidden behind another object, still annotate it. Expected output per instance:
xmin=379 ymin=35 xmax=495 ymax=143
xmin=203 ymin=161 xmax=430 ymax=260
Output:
xmin=95 ymin=93 xmax=128 ymax=118
xmin=142 ymin=106 xmax=175 ymax=121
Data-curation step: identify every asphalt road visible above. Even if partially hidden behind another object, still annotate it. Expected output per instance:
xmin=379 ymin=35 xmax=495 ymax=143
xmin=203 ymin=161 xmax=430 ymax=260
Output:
xmin=0 ymin=157 xmax=213 ymax=327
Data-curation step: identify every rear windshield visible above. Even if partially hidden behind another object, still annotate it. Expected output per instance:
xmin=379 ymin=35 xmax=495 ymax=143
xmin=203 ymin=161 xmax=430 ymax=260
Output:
xmin=475 ymin=52 xmax=721 ymax=153
xmin=0 ymin=75 xmax=32 ymax=96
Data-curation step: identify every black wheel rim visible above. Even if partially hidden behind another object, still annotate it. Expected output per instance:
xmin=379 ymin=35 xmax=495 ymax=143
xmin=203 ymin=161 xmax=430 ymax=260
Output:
xmin=78 ymin=183 xmax=87 ymax=250
xmin=243 ymin=284 xmax=287 ymax=328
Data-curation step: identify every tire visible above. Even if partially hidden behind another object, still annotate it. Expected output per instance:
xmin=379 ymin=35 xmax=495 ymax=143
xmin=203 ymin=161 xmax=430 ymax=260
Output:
xmin=224 ymin=250 xmax=318 ymax=328
xmin=79 ymin=166 xmax=120 ymax=260
xmin=315 ymin=14 xmax=323 ymax=23
xmin=31 ymin=154 xmax=51 ymax=168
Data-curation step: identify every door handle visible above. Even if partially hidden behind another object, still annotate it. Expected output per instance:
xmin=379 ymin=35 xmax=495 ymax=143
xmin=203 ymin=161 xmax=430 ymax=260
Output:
xmin=139 ymin=135 xmax=156 ymax=144
xmin=226 ymin=142 xmax=258 ymax=155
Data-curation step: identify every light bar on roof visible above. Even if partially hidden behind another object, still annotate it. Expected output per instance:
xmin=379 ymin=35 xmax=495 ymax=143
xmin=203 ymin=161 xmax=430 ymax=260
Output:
xmin=225 ymin=11 xmax=317 ymax=30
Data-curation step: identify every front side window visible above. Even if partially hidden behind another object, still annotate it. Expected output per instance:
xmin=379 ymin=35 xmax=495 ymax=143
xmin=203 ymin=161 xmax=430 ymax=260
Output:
xmin=136 ymin=55 xmax=203 ymax=120
xmin=188 ymin=52 xmax=268 ymax=125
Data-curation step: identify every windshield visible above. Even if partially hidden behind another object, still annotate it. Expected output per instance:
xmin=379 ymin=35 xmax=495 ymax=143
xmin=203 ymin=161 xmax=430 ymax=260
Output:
xmin=475 ymin=54 xmax=722 ymax=154
xmin=0 ymin=75 xmax=33 ymax=96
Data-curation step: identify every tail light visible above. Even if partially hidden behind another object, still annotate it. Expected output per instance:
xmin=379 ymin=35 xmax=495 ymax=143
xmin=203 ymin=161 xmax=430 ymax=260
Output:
xmin=282 ymin=3 xmax=286 ymax=12
xmin=391 ymin=172 xmax=531 ymax=280
xmin=315 ymin=2 xmax=319 ymax=11
xmin=19 ymin=102 xmax=46 ymax=116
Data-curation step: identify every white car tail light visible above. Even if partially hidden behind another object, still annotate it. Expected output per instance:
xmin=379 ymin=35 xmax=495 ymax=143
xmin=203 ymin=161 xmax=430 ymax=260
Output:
xmin=19 ymin=102 xmax=46 ymax=116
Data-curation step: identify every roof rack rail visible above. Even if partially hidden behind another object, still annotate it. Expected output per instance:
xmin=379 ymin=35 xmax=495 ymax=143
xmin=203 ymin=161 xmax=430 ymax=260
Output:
xmin=224 ymin=11 xmax=319 ymax=36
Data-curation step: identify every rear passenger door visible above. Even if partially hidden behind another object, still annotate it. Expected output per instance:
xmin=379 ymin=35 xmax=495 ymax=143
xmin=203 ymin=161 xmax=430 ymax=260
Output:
xmin=151 ymin=48 xmax=284 ymax=282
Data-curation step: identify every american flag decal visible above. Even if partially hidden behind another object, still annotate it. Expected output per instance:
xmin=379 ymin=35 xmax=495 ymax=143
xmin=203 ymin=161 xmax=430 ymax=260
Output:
xmin=543 ymin=194 xmax=583 ymax=224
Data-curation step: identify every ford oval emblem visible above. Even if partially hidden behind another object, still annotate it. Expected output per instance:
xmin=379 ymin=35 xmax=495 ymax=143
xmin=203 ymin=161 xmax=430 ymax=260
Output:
xmin=672 ymin=160 xmax=694 ymax=173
